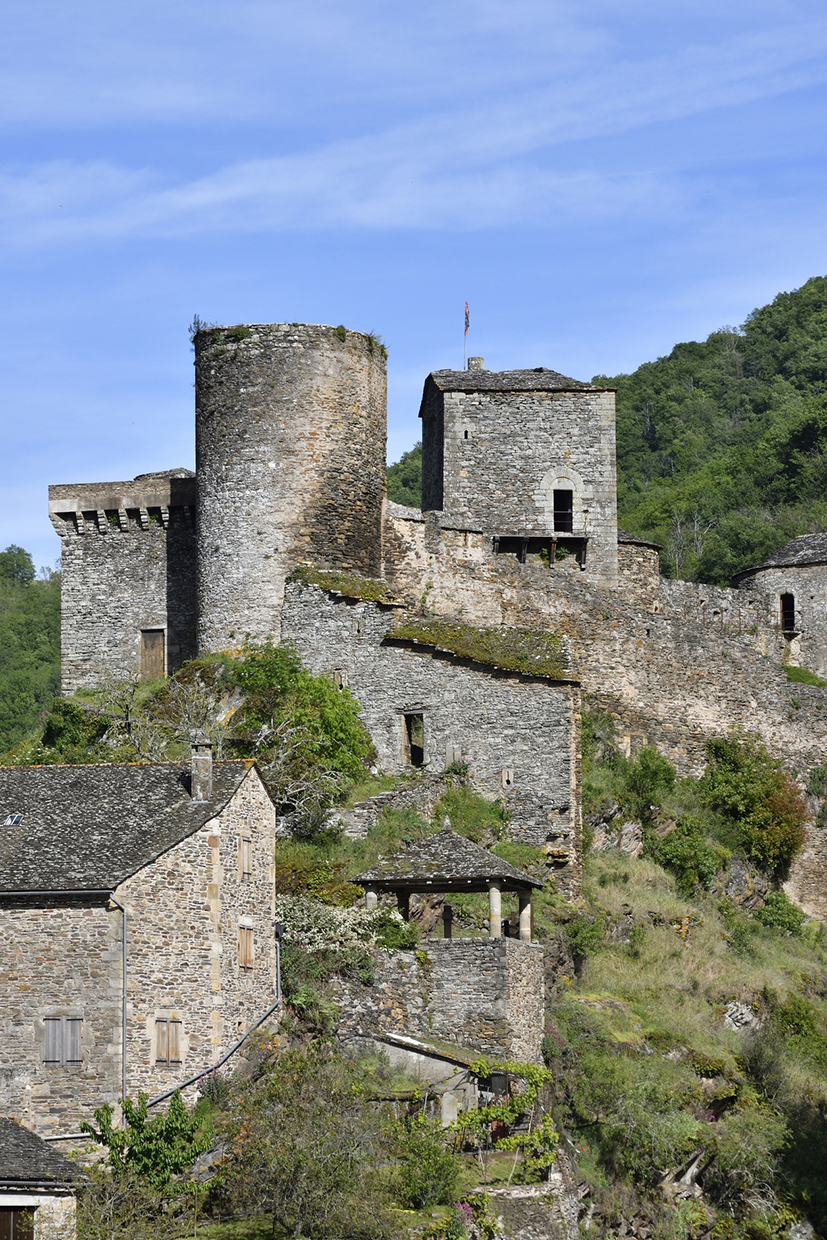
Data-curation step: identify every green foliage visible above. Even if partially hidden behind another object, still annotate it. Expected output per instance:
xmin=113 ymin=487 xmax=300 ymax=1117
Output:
xmin=433 ymin=784 xmax=509 ymax=844
xmin=650 ymin=819 xmax=730 ymax=895
xmin=371 ymin=906 xmax=419 ymax=949
xmin=81 ymin=1092 xmax=212 ymax=1189
xmin=700 ymin=735 xmax=807 ymax=869
xmin=274 ymin=842 xmax=363 ymax=905
xmin=226 ymin=325 xmax=251 ymax=342
xmin=387 ymin=441 xmax=423 ymax=508
xmin=619 ymin=746 xmax=676 ymax=825
xmin=452 ymin=1058 xmax=559 ymax=1184
xmin=393 ymin=617 xmax=568 ymax=679
xmin=785 ymin=665 xmax=827 ymax=687
xmin=392 ymin=1111 xmax=460 ymax=1208
xmin=288 ymin=564 xmax=401 ymax=604
xmin=806 ymin=765 xmax=827 ymax=797
xmin=566 ymin=913 xmax=607 ymax=958
xmin=217 ymin=1042 xmax=392 ymax=1240
xmin=76 ymin=1164 xmax=164 ymax=1240
xmin=754 ymin=890 xmax=806 ymax=935
xmin=705 ymin=1101 xmax=789 ymax=1211
xmin=0 ymin=551 xmax=60 ymax=756
xmin=334 ymin=324 xmax=347 ymax=342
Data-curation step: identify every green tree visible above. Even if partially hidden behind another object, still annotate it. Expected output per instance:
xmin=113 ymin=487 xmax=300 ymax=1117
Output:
xmin=81 ymin=1092 xmax=212 ymax=1189
xmin=0 ymin=545 xmax=35 ymax=583
xmin=0 ymin=547 xmax=60 ymax=756
xmin=386 ymin=441 xmax=422 ymax=508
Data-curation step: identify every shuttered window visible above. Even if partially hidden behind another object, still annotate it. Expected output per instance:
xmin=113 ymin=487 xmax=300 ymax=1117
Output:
xmin=239 ymin=926 xmax=254 ymax=971
xmin=239 ymin=836 xmax=252 ymax=883
xmin=44 ymin=1016 xmax=82 ymax=1067
xmin=155 ymin=1018 xmax=182 ymax=1066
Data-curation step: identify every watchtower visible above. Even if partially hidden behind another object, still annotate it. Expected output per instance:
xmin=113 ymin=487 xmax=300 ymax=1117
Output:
xmin=419 ymin=360 xmax=618 ymax=585
xmin=194 ymin=323 xmax=387 ymax=651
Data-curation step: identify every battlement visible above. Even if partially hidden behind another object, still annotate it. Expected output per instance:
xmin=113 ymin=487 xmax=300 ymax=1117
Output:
xmin=49 ymin=470 xmax=196 ymax=537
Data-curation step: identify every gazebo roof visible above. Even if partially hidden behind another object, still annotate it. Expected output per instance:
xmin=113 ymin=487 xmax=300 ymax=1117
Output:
xmin=353 ymin=826 xmax=543 ymax=894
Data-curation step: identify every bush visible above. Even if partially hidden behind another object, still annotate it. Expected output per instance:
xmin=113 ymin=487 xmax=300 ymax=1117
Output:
xmin=754 ymin=891 xmax=805 ymax=935
xmin=565 ymin=914 xmax=606 ymax=958
xmin=705 ymin=1101 xmax=789 ymax=1211
xmin=619 ymin=746 xmax=676 ymax=825
xmin=701 ymin=735 xmax=806 ymax=870
xmin=650 ymin=819 xmax=729 ymax=895
xmin=392 ymin=1112 xmax=459 ymax=1208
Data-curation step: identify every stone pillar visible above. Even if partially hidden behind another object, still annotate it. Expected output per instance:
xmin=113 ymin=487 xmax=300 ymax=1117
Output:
xmin=397 ymin=891 xmax=410 ymax=922
xmin=365 ymin=886 xmax=378 ymax=910
xmin=488 ymin=883 xmax=502 ymax=938
xmin=519 ymin=896 xmax=532 ymax=942
xmin=442 ymin=903 xmax=453 ymax=939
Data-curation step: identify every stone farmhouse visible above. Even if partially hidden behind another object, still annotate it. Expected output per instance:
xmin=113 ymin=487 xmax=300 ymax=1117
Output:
xmin=0 ymin=749 xmax=277 ymax=1143
xmin=44 ymin=320 xmax=827 ymax=909
xmin=0 ymin=1116 xmax=87 ymax=1239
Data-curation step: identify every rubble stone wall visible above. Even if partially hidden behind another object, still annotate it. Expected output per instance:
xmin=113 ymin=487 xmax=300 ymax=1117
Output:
xmin=736 ymin=562 xmax=827 ymax=677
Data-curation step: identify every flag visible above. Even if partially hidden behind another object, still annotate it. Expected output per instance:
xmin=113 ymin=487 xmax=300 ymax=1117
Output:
xmin=464 ymin=302 xmax=469 ymax=336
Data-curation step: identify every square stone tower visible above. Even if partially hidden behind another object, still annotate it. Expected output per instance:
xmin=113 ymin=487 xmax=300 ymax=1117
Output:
xmin=419 ymin=362 xmax=618 ymax=585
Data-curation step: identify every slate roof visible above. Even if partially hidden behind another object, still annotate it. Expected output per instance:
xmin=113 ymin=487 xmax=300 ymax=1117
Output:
xmin=0 ymin=760 xmax=256 ymax=894
xmin=424 ymin=367 xmax=598 ymax=394
xmin=0 ymin=1117 xmax=88 ymax=1188
xmin=354 ymin=827 xmax=543 ymax=892
xmin=734 ymin=533 xmax=827 ymax=578
xmin=618 ymin=528 xmax=663 ymax=551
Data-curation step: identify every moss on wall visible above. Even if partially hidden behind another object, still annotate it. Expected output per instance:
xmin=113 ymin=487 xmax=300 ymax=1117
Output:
xmin=391 ymin=617 xmax=573 ymax=681
xmin=288 ymin=566 xmax=402 ymax=605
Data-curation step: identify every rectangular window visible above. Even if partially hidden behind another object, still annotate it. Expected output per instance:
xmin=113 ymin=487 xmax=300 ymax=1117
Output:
xmin=553 ymin=490 xmax=574 ymax=533
xmin=403 ymin=713 xmax=425 ymax=768
xmin=239 ymin=926 xmax=254 ymax=971
xmin=140 ymin=629 xmax=165 ymax=680
xmin=239 ymin=836 xmax=252 ymax=883
xmin=780 ymin=593 xmax=796 ymax=631
xmin=44 ymin=1016 xmax=82 ymax=1067
xmin=155 ymin=1018 xmax=182 ymax=1067
xmin=0 ymin=1208 xmax=35 ymax=1240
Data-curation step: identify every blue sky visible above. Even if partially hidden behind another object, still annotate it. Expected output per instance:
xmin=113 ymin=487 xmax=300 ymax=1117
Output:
xmin=3 ymin=0 xmax=827 ymax=568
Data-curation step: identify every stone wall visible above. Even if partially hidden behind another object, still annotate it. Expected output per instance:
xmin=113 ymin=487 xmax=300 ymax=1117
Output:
xmin=50 ymin=473 xmax=197 ymax=694
xmin=333 ymin=938 xmax=544 ymax=1062
xmin=281 ymin=581 xmax=582 ymax=894
xmin=381 ymin=512 xmax=827 ymax=780
xmin=195 ymin=323 xmax=386 ymax=650
xmin=0 ymin=767 xmax=276 ymax=1139
xmin=736 ymin=562 xmax=827 ymax=676
xmin=420 ymin=380 xmax=618 ymax=586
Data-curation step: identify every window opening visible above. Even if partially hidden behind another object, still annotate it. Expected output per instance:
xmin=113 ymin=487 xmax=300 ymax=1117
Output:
xmin=404 ymin=714 xmax=425 ymax=768
xmin=501 ymin=768 xmax=514 ymax=788
xmin=155 ymin=1018 xmax=182 ymax=1067
xmin=239 ymin=926 xmax=254 ymax=971
xmin=140 ymin=629 xmax=165 ymax=680
xmin=464 ymin=429 xmax=469 ymax=439
xmin=553 ymin=490 xmax=574 ymax=533
xmin=3 ymin=814 xmax=22 ymax=826
xmin=780 ymin=593 xmax=796 ymax=632
xmin=0 ymin=1208 xmax=35 ymax=1240
xmin=239 ymin=837 xmax=252 ymax=883
xmin=44 ymin=1016 xmax=82 ymax=1067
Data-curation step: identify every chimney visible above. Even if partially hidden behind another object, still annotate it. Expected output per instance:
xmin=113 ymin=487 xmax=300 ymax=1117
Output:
xmin=467 ymin=357 xmax=484 ymax=371
xmin=191 ymin=731 xmax=213 ymax=802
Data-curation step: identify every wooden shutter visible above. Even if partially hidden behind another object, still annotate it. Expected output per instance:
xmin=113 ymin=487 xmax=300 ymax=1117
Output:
xmin=44 ymin=1017 xmax=62 ymax=1065
xmin=156 ymin=1018 xmax=168 ymax=1065
xmin=168 ymin=1019 xmax=182 ymax=1064
xmin=239 ymin=926 xmax=253 ymax=970
xmin=240 ymin=837 xmax=252 ymax=883
xmin=65 ymin=1017 xmax=82 ymax=1065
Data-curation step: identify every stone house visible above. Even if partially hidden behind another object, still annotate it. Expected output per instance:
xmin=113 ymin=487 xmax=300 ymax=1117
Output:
xmin=0 ymin=746 xmax=277 ymax=1144
xmin=0 ymin=1117 xmax=87 ymax=1239
xmin=734 ymin=533 xmax=827 ymax=676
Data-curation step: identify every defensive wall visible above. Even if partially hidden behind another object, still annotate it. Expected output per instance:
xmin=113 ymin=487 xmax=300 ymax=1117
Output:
xmin=332 ymin=937 xmax=545 ymax=1063
xmin=382 ymin=507 xmax=827 ymax=780
xmin=49 ymin=470 xmax=197 ymax=695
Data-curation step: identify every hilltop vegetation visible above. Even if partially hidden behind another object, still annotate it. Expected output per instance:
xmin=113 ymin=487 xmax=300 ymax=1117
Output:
xmin=387 ymin=276 xmax=827 ymax=586
xmin=0 ymin=544 xmax=60 ymax=754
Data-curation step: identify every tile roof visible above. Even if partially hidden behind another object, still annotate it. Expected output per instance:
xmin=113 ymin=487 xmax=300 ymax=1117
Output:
xmin=0 ymin=1117 xmax=88 ymax=1187
xmin=354 ymin=826 xmax=543 ymax=892
xmin=0 ymin=761 xmax=256 ymax=893
xmin=424 ymin=368 xmax=597 ymax=394
xmin=734 ymin=533 xmax=827 ymax=577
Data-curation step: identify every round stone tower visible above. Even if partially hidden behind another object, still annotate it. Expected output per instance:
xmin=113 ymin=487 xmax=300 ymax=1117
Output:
xmin=194 ymin=322 xmax=387 ymax=651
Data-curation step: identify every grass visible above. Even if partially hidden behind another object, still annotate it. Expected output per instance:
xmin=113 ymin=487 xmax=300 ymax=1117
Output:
xmin=785 ymin=664 xmax=827 ymax=687
xmin=391 ymin=617 xmax=571 ymax=681
xmin=288 ymin=565 xmax=402 ymax=604
xmin=196 ymin=1219 xmax=272 ymax=1239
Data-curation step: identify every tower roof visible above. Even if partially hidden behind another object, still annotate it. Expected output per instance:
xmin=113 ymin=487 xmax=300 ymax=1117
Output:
xmin=733 ymin=533 xmax=827 ymax=579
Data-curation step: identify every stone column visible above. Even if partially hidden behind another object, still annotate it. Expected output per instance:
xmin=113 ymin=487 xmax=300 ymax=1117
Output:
xmin=365 ymin=886 xmax=378 ymax=910
xmin=488 ymin=882 xmax=502 ymax=938
xmin=397 ymin=891 xmax=410 ymax=922
xmin=519 ymin=895 xmax=532 ymax=942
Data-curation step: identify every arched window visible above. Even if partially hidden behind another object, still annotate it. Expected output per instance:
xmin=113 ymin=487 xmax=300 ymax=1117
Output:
xmin=780 ymin=593 xmax=796 ymax=631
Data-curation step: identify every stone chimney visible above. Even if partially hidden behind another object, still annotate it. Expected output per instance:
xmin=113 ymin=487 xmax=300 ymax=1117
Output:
xmin=191 ymin=731 xmax=213 ymax=802
xmin=467 ymin=357 xmax=484 ymax=371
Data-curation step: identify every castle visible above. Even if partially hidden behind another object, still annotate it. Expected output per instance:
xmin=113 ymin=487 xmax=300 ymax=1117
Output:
xmin=48 ymin=321 xmax=827 ymax=912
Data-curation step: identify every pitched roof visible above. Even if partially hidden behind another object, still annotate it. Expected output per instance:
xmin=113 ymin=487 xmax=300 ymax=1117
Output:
xmin=354 ymin=827 xmax=543 ymax=892
xmin=423 ymin=368 xmax=599 ymax=394
xmin=0 ymin=761 xmax=257 ymax=894
xmin=734 ymin=533 xmax=827 ymax=577
xmin=0 ymin=1117 xmax=88 ymax=1187
xmin=617 ymin=528 xmax=663 ymax=551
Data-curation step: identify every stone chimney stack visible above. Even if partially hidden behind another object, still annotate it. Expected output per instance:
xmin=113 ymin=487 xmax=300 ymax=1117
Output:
xmin=467 ymin=357 xmax=484 ymax=371
xmin=191 ymin=731 xmax=213 ymax=802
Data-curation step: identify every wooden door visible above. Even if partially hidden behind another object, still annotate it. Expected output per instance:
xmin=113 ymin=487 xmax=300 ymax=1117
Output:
xmin=140 ymin=629 xmax=165 ymax=680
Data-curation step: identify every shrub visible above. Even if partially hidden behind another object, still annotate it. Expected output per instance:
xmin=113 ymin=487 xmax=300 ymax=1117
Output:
xmin=392 ymin=1112 xmax=459 ymax=1208
xmin=705 ymin=1101 xmax=789 ymax=1211
xmin=619 ymin=746 xmax=676 ymax=825
xmin=701 ymin=735 xmax=806 ymax=870
xmin=807 ymin=765 xmax=827 ymax=797
xmin=566 ymin=914 xmax=606 ymax=958
xmin=754 ymin=891 xmax=805 ymax=935
xmin=650 ymin=819 xmax=729 ymax=895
